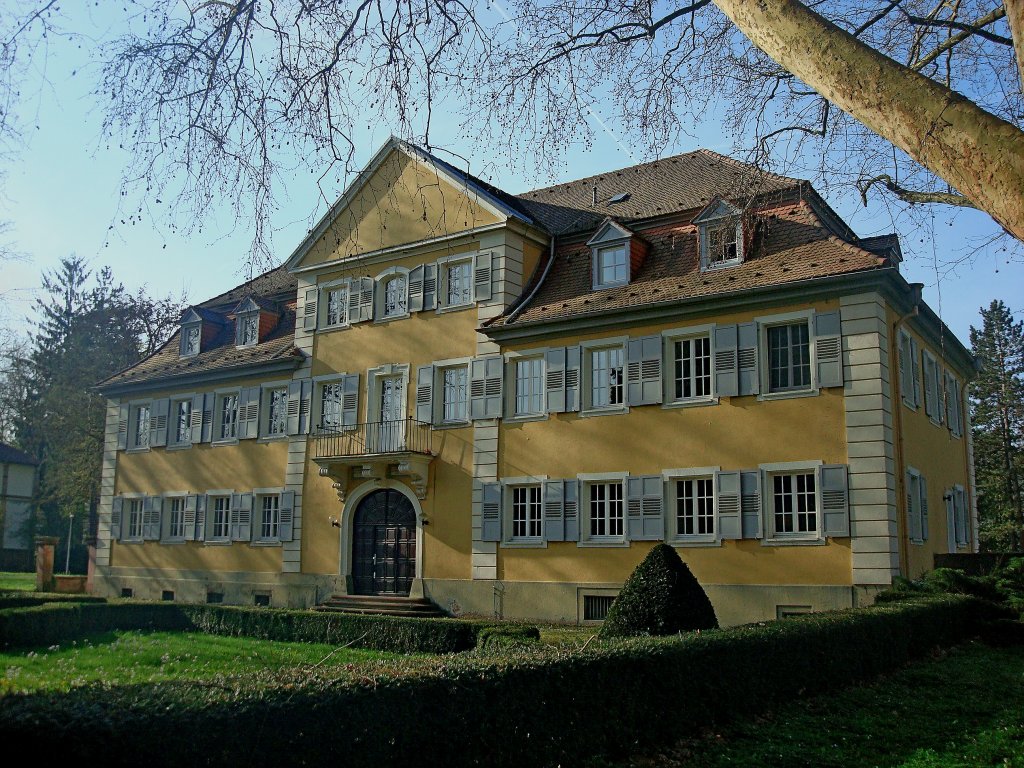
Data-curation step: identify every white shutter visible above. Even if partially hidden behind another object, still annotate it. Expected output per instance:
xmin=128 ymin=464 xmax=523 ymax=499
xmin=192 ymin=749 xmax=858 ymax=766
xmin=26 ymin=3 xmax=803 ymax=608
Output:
xmin=230 ymin=493 xmax=252 ymax=542
xmin=716 ymin=471 xmax=742 ymax=540
xmin=279 ymin=491 xmax=295 ymax=542
xmin=183 ymin=495 xmax=198 ymax=542
xmin=299 ymin=380 xmax=312 ymax=434
xmin=545 ymin=347 xmax=566 ymax=414
xmin=117 ymin=403 xmax=130 ymax=450
xmin=286 ymin=381 xmax=303 ymax=435
xmin=470 ymin=356 xmax=504 ymax=420
xmin=341 ymin=374 xmax=360 ymax=429
xmin=357 ymin=277 xmax=375 ymax=322
xmin=408 ymin=265 xmax=425 ymax=312
xmin=111 ymin=497 xmax=124 ymax=541
xmin=150 ymin=398 xmax=170 ymax=447
xmin=814 ymin=311 xmax=843 ymax=388
xmin=143 ymin=496 xmax=162 ymax=541
xmin=415 ymin=365 xmax=434 ymax=424
xmin=564 ymin=480 xmax=579 ymax=541
xmin=740 ymin=470 xmax=762 ymax=539
xmin=626 ymin=475 xmax=663 ymax=540
xmin=626 ymin=336 xmax=663 ymax=406
xmin=819 ymin=465 xmax=850 ymax=538
xmin=737 ymin=322 xmax=759 ymax=396
xmin=422 ymin=264 xmax=437 ymax=310
xmin=194 ymin=495 xmax=207 ymax=542
xmin=303 ymin=287 xmax=318 ymax=331
xmin=564 ymin=346 xmax=581 ymax=412
xmin=238 ymin=387 xmax=260 ymax=439
xmin=481 ymin=482 xmax=501 ymax=541
xmin=714 ymin=325 xmax=738 ymax=397
xmin=474 ymin=251 xmax=493 ymax=302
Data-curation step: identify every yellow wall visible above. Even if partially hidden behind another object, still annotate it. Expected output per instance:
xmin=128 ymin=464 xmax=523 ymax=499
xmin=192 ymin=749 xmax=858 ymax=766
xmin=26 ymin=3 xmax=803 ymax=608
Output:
xmin=297 ymin=150 xmax=503 ymax=268
xmin=890 ymin=314 xmax=972 ymax=577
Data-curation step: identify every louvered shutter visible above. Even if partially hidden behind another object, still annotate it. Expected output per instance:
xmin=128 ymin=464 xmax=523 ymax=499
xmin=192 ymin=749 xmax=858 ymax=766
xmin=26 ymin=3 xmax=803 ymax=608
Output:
xmin=944 ymin=372 xmax=955 ymax=430
xmin=626 ymin=336 xmax=663 ymax=406
xmin=231 ymin=493 xmax=252 ymax=541
xmin=920 ymin=474 xmax=929 ymax=541
xmin=543 ymin=479 xmax=565 ymax=541
xmin=714 ymin=325 xmax=738 ymax=397
xmin=408 ymin=265 xmax=425 ymax=312
xmin=303 ymin=287 xmax=318 ymax=331
xmin=481 ymin=482 xmax=502 ymax=541
xmin=194 ymin=495 xmax=207 ymax=542
xmin=415 ymin=365 xmax=434 ymax=424
xmin=357 ymin=277 xmax=375 ymax=322
xmin=474 ymin=251 xmax=493 ymax=302
xmin=626 ymin=475 xmax=663 ymax=540
xmin=341 ymin=374 xmax=360 ymax=429
xmin=564 ymin=346 xmax=581 ymax=412
xmin=898 ymin=333 xmax=912 ymax=406
xmin=148 ymin=398 xmax=170 ymax=447
xmin=238 ymin=387 xmax=260 ymax=439
xmin=143 ymin=496 xmax=162 ymax=541
xmin=299 ymin=380 xmax=312 ymax=434
xmin=819 ymin=464 xmax=850 ymax=537
xmin=286 ymin=381 xmax=303 ymax=435
xmin=117 ymin=403 xmax=130 ymax=450
xmin=954 ymin=487 xmax=968 ymax=546
xmin=111 ymin=497 xmax=123 ymax=541
xmin=190 ymin=393 xmax=207 ymax=443
xmin=716 ymin=471 xmax=742 ymax=540
xmin=737 ymin=322 xmax=759 ymax=396
xmin=564 ymin=480 xmax=579 ymax=541
xmin=183 ymin=495 xmax=198 ymax=542
xmin=952 ymin=377 xmax=963 ymax=437
xmin=279 ymin=491 xmax=295 ymax=542
xmin=740 ymin=470 xmax=762 ymax=539
xmin=422 ymin=264 xmax=437 ymax=310
xmin=907 ymin=471 xmax=921 ymax=542
xmin=910 ymin=338 xmax=921 ymax=407
xmin=470 ymin=356 xmax=504 ymax=420
xmin=814 ymin=311 xmax=843 ymax=388
xmin=944 ymin=491 xmax=956 ymax=552
xmin=545 ymin=347 xmax=566 ymax=413
xmin=922 ymin=355 xmax=936 ymax=418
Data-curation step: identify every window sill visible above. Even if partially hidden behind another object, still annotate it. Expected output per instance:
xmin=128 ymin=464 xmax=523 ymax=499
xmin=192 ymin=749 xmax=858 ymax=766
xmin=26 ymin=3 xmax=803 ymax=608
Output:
xmin=669 ymin=537 xmax=721 ymax=548
xmin=159 ymin=538 xmax=186 ymax=545
xmin=909 ymin=538 xmax=926 ymax=546
xmin=318 ymin=323 xmax=352 ymax=335
xmin=592 ymin=280 xmax=629 ymax=291
xmin=503 ymin=413 xmax=549 ymax=424
xmin=579 ymin=406 xmax=629 ymax=419
xmin=250 ymin=540 xmax=282 ymax=547
xmin=125 ymin=447 xmax=151 ymax=454
xmin=662 ymin=397 xmax=718 ymax=411
xmin=211 ymin=438 xmax=239 ymax=447
xmin=436 ymin=301 xmax=473 ymax=314
xmin=375 ymin=313 xmax=410 ymax=325
xmin=257 ymin=434 xmax=289 ymax=444
xmin=902 ymin=399 xmax=918 ymax=411
xmin=118 ymin=539 xmax=144 ymax=545
xmin=758 ymin=388 xmax=819 ymax=402
xmin=433 ymin=421 xmax=471 ymax=430
xmin=761 ymin=537 xmax=827 ymax=547
xmin=700 ymin=259 xmax=743 ymax=271
xmin=203 ymin=540 xmax=232 ymax=546
xmin=577 ymin=539 xmax=629 ymax=548
xmin=165 ymin=443 xmax=193 ymax=452
xmin=501 ymin=539 xmax=548 ymax=549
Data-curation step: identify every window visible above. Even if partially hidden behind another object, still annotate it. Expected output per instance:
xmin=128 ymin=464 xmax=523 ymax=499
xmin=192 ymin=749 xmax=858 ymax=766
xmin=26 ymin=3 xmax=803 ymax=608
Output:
xmin=321 ymin=381 xmax=343 ymax=430
xmin=589 ymin=346 xmax=625 ymax=409
xmin=237 ymin=312 xmax=258 ymax=347
xmin=676 ymin=477 xmax=715 ymax=538
xmin=167 ymin=497 xmax=186 ymax=540
xmin=705 ymin=221 xmax=740 ymax=267
xmin=258 ymin=494 xmax=280 ymax=541
xmin=444 ymin=260 xmax=473 ymax=307
xmin=383 ymin=275 xmax=408 ymax=318
xmin=171 ymin=399 xmax=192 ymax=446
xmin=217 ymin=393 xmax=239 ymax=441
xmin=325 ymin=284 xmax=348 ymax=327
xmin=771 ymin=472 xmax=817 ymax=537
xmin=210 ymin=496 xmax=230 ymax=541
xmin=511 ymin=485 xmax=543 ymax=540
xmin=181 ymin=324 xmax=200 ymax=357
xmin=672 ymin=335 xmax=712 ymax=401
xmin=767 ymin=322 xmax=811 ymax=393
xmin=441 ymin=365 xmax=468 ymax=424
xmin=127 ymin=498 xmax=144 ymax=540
xmin=131 ymin=404 xmax=151 ymax=449
xmin=589 ymin=482 xmax=624 ymax=539
xmin=595 ymin=244 xmax=628 ymax=288
xmin=514 ymin=357 xmax=544 ymax=416
xmin=266 ymin=387 xmax=288 ymax=436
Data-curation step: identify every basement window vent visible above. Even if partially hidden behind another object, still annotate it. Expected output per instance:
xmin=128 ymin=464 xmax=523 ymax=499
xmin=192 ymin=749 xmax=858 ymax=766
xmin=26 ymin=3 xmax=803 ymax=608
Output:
xmin=254 ymin=593 xmax=271 ymax=607
xmin=161 ymin=590 xmax=175 ymax=602
xmin=583 ymin=594 xmax=616 ymax=622
xmin=608 ymin=192 xmax=630 ymax=204
xmin=120 ymin=588 xmax=134 ymax=599
xmin=776 ymin=605 xmax=813 ymax=620
xmin=206 ymin=591 xmax=224 ymax=604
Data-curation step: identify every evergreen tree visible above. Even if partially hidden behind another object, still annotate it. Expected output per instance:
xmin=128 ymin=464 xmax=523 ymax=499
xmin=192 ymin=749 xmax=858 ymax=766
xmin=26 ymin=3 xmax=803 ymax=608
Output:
xmin=970 ymin=300 xmax=1024 ymax=551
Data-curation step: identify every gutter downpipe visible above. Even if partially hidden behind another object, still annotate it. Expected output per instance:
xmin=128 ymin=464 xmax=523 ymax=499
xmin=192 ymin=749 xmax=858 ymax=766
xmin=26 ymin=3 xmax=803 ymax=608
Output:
xmin=505 ymin=237 xmax=557 ymax=325
xmin=891 ymin=282 xmax=923 ymax=580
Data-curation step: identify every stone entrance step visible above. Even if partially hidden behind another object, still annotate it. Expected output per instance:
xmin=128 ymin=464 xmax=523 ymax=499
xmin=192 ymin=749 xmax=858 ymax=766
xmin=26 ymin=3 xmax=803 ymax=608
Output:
xmin=313 ymin=594 xmax=446 ymax=618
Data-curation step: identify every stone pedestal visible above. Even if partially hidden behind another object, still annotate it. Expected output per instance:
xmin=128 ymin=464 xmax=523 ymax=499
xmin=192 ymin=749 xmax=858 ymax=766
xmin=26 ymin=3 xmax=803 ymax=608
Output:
xmin=34 ymin=535 xmax=59 ymax=592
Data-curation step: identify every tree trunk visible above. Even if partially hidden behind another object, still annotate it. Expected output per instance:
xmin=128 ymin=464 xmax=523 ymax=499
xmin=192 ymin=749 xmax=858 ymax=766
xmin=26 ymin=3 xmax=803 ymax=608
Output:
xmin=714 ymin=0 xmax=1024 ymax=242
xmin=1006 ymin=0 xmax=1024 ymax=94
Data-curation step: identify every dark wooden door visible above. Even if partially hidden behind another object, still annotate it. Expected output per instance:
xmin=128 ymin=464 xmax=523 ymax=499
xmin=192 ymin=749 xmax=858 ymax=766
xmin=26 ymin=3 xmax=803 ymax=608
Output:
xmin=352 ymin=489 xmax=416 ymax=596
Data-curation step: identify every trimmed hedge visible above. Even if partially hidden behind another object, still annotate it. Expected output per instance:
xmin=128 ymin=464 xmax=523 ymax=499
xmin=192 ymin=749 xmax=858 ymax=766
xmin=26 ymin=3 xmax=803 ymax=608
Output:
xmin=0 ymin=602 xmax=484 ymax=654
xmin=0 ymin=597 xmax=1002 ymax=768
xmin=0 ymin=594 xmax=107 ymax=611
xmin=475 ymin=624 xmax=541 ymax=651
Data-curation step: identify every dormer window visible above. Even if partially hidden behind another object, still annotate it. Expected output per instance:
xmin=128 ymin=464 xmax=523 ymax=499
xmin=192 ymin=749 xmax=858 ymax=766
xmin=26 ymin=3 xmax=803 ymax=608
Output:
xmin=694 ymin=198 xmax=744 ymax=271
xmin=232 ymin=295 xmax=279 ymax=348
xmin=237 ymin=312 xmax=258 ymax=347
xmin=178 ymin=308 xmax=206 ymax=358
xmin=587 ymin=219 xmax=637 ymax=290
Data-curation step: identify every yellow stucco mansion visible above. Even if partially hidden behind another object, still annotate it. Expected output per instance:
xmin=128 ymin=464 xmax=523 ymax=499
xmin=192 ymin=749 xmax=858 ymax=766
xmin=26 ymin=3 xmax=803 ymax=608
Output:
xmin=94 ymin=139 xmax=977 ymax=626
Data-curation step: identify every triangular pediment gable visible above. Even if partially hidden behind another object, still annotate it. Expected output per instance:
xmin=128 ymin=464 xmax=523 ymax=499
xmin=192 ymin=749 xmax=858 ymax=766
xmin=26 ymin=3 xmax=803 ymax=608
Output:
xmin=585 ymin=218 xmax=633 ymax=247
xmin=286 ymin=138 xmax=527 ymax=271
xmin=180 ymin=308 xmax=204 ymax=324
xmin=232 ymin=297 xmax=262 ymax=315
xmin=692 ymin=197 xmax=741 ymax=224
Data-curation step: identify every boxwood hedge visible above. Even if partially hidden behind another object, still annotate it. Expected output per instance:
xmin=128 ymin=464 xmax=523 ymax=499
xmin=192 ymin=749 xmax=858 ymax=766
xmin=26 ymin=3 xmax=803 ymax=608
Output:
xmin=0 ymin=596 xmax=1005 ymax=768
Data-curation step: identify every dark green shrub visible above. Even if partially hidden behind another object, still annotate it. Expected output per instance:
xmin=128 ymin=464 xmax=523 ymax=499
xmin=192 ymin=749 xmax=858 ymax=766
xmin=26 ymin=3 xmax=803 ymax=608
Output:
xmin=600 ymin=544 xmax=718 ymax=638
xmin=0 ymin=594 xmax=106 ymax=610
xmin=475 ymin=624 xmax=541 ymax=651
xmin=921 ymin=568 xmax=1002 ymax=601
xmin=994 ymin=557 xmax=1024 ymax=615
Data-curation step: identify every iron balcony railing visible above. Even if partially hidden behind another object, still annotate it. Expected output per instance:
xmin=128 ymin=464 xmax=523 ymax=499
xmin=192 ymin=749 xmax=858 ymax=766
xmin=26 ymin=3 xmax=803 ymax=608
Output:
xmin=312 ymin=419 xmax=432 ymax=460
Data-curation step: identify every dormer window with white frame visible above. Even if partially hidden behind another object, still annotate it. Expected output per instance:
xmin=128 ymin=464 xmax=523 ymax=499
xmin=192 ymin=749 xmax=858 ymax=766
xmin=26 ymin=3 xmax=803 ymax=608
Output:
xmin=233 ymin=297 xmax=266 ymax=348
xmin=587 ymin=220 xmax=634 ymax=290
xmin=694 ymin=198 xmax=744 ymax=271
xmin=178 ymin=309 xmax=205 ymax=358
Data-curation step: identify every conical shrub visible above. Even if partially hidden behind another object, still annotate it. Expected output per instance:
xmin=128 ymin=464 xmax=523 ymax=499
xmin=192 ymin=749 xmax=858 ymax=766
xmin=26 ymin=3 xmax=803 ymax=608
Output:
xmin=599 ymin=543 xmax=718 ymax=638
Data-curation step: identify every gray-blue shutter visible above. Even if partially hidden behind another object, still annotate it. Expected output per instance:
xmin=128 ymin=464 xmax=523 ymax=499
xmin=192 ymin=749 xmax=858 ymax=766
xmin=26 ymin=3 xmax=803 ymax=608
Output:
xmin=814 ymin=311 xmax=843 ymax=388
xmin=920 ymin=474 xmax=929 ymax=541
xmin=415 ymin=365 xmax=434 ymax=424
xmin=341 ymin=374 xmax=360 ymax=428
xmin=545 ymin=347 xmax=566 ymax=413
xmin=117 ymin=403 xmax=130 ymax=450
xmin=231 ymin=492 xmax=252 ymax=541
xmin=408 ymin=265 xmax=425 ymax=312
xmin=286 ymin=381 xmax=303 ymax=435
xmin=910 ymin=338 xmax=921 ymax=407
xmin=195 ymin=495 xmax=207 ymax=542
xmin=716 ymin=471 xmax=742 ymax=540
xmin=299 ymin=380 xmax=313 ymax=434
xmin=820 ymin=464 xmax=850 ymax=537
xmin=543 ymin=480 xmax=565 ymax=541
xmin=565 ymin=346 xmax=581 ymax=412
xmin=279 ymin=490 xmax=295 ymax=542
xmin=481 ymin=482 xmax=501 ymax=541
xmin=564 ymin=480 xmax=579 ymax=541
xmin=357 ymin=277 xmax=375 ymax=322
xmin=143 ymin=496 xmax=162 ymax=541
xmin=626 ymin=336 xmax=663 ymax=406
xmin=714 ymin=325 xmax=738 ymax=397
xmin=238 ymin=387 xmax=260 ymax=439
xmin=303 ymin=287 xmax=318 ymax=331
xmin=474 ymin=251 xmax=493 ymax=302
xmin=737 ymin=322 xmax=759 ymax=396
xmin=740 ymin=470 xmax=762 ymax=539
xmin=111 ymin=497 xmax=123 ymax=541
xmin=183 ymin=495 xmax=198 ymax=541
xmin=945 ymin=491 xmax=957 ymax=552
xmin=955 ymin=487 xmax=968 ymax=545
xmin=470 ymin=356 xmax=504 ymax=420
xmin=190 ymin=393 xmax=210 ymax=443
xmin=422 ymin=264 xmax=437 ymax=310
xmin=906 ymin=471 xmax=921 ymax=542
xmin=150 ymin=398 xmax=170 ymax=447
xmin=626 ymin=475 xmax=663 ymax=540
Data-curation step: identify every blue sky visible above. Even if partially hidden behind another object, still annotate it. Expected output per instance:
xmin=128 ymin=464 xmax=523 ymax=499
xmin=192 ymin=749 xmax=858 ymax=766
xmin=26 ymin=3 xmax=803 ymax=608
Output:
xmin=1 ymin=8 xmax=1020 ymax=348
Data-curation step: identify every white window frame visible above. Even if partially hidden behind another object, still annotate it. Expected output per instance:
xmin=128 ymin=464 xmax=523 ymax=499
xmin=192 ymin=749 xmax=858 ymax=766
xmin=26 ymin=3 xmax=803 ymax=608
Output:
xmin=501 ymin=475 xmax=548 ymax=547
xmin=319 ymin=277 xmax=350 ymax=330
xmin=757 ymin=309 xmax=818 ymax=400
xmin=235 ymin=310 xmax=259 ymax=348
xmin=504 ymin=350 xmax=548 ymax=422
xmin=261 ymin=382 xmax=290 ymax=439
xmin=434 ymin=357 xmax=471 ymax=427
xmin=212 ymin=389 xmax=241 ymax=445
xmin=253 ymin=487 xmax=285 ymax=545
xmin=760 ymin=460 xmax=825 ymax=545
xmin=592 ymin=242 xmax=629 ymax=289
xmin=662 ymin=324 xmax=717 ymax=408
xmin=162 ymin=492 xmax=189 ymax=543
xmin=700 ymin=217 xmax=743 ymax=270
xmin=128 ymin=400 xmax=152 ymax=452
xmin=314 ymin=374 xmax=345 ymax=432
xmin=580 ymin=337 xmax=628 ymax=416
xmin=180 ymin=322 xmax=201 ymax=358
xmin=168 ymin=395 xmax=194 ymax=449
xmin=367 ymin=363 xmax=410 ymax=422
xmin=205 ymin=491 xmax=233 ymax=544
xmin=579 ymin=472 xmax=629 ymax=546
xmin=375 ymin=266 xmax=411 ymax=322
xmin=436 ymin=253 xmax=475 ymax=311
xmin=121 ymin=493 xmax=147 ymax=543
xmin=663 ymin=466 xmax=721 ymax=546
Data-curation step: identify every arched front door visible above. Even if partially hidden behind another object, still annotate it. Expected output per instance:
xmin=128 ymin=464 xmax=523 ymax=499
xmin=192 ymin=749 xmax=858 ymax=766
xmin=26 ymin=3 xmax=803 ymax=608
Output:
xmin=351 ymin=489 xmax=416 ymax=596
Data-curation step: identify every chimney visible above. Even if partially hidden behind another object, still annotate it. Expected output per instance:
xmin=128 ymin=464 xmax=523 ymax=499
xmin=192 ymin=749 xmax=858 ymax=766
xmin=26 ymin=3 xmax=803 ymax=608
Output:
xmin=592 ymin=185 xmax=598 ymax=206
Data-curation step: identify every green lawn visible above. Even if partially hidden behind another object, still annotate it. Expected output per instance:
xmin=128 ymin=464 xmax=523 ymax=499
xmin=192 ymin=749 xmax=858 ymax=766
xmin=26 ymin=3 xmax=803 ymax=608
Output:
xmin=611 ymin=642 xmax=1024 ymax=768
xmin=0 ymin=572 xmax=34 ymax=592
xmin=0 ymin=629 xmax=401 ymax=694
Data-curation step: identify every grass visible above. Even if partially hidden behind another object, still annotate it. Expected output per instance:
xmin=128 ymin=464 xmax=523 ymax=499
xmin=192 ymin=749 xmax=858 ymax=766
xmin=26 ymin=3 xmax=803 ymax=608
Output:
xmin=610 ymin=641 xmax=1024 ymax=768
xmin=0 ymin=572 xmax=34 ymax=592
xmin=0 ymin=629 xmax=402 ymax=694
